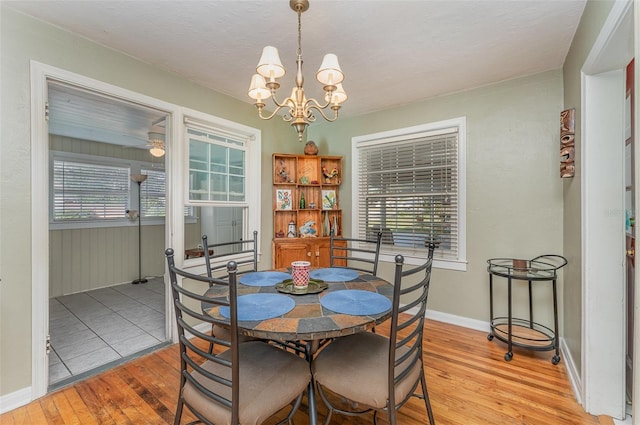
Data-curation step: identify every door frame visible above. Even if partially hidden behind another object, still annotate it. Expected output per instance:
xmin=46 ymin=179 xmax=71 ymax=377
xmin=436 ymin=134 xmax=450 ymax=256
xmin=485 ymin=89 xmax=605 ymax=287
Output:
xmin=580 ymin=0 xmax=634 ymax=419
xmin=29 ymin=61 xmax=182 ymax=399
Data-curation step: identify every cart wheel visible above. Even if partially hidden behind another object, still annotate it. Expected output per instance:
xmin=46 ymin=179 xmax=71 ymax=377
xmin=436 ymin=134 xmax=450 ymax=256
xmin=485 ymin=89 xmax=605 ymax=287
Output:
xmin=487 ymin=334 xmax=494 ymax=341
xmin=552 ymin=355 xmax=560 ymax=365
xmin=504 ymin=352 xmax=513 ymax=361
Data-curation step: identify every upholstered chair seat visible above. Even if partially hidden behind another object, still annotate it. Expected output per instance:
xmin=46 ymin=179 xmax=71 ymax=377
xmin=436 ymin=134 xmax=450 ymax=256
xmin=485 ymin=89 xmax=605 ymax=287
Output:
xmin=313 ymin=332 xmax=421 ymax=409
xmin=184 ymin=341 xmax=310 ymax=425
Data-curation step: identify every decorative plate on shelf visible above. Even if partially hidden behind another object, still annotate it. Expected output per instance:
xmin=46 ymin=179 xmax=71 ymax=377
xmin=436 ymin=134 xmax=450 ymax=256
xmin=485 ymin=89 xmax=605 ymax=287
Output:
xmin=275 ymin=279 xmax=328 ymax=295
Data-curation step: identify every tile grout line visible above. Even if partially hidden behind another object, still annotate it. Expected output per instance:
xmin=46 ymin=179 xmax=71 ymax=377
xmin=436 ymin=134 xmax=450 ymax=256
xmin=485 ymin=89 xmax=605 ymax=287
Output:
xmin=49 ymin=279 xmax=166 ymax=385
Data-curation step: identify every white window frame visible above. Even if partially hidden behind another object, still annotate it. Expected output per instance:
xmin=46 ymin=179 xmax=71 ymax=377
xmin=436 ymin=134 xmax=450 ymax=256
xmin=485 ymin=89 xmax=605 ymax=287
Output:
xmin=351 ymin=117 xmax=467 ymax=271
xmin=181 ymin=111 xmax=261 ymax=269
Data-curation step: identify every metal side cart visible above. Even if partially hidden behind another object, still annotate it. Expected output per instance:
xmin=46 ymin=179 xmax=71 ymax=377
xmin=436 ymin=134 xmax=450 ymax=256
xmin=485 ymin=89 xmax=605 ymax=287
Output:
xmin=486 ymin=255 xmax=567 ymax=364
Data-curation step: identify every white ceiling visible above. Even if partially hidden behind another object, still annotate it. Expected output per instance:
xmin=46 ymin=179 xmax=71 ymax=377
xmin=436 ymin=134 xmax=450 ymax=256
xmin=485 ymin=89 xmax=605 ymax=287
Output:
xmin=6 ymin=0 xmax=588 ymax=146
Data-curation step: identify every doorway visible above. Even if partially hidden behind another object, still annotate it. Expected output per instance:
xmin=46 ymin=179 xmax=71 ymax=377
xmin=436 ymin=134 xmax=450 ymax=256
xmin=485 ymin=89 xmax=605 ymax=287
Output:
xmin=30 ymin=62 xmax=180 ymax=398
xmin=581 ymin=0 xmax=635 ymax=420
xmin=626 ymin=58 xmax=635 ymax=406
xmin=46 ymin=82 xmax=171 ymax=389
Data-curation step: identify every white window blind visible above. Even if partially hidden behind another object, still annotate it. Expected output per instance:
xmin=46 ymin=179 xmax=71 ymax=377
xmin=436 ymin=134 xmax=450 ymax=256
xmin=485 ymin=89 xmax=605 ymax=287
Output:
xmin=141 ymin=168 xmax=165 ymax=218
xmin=356 ymin=127 xmax=461 ymax=261
xmin=52 ymin=159 xmax=129 ymax=221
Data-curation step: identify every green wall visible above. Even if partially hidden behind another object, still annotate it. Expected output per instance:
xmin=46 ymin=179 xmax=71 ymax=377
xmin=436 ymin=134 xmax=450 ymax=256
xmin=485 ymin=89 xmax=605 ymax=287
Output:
xmin=310 ymin=70 xmax=565 ymax=326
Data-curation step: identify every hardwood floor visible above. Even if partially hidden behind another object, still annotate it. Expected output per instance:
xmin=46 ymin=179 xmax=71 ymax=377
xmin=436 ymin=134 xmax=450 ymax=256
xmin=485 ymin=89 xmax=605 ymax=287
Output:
xmin=2 ymin=319 xmax=610 ymax=424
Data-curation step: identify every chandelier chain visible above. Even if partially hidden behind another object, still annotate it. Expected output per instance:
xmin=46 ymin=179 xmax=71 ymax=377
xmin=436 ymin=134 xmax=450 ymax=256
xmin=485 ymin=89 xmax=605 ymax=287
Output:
xmin=297 ymin=8 xmax=302 ymax=57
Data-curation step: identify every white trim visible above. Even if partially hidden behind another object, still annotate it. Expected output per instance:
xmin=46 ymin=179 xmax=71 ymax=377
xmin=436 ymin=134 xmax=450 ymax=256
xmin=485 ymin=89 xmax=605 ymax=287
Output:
xmin=580 ymin=0 xmax=633 ymax=418
xmin=0 ymin=387 xmax=32 ymax=414
xmin=582 ymin=0 xmax=634 ymax=73
xmin=30 ymin=61 xmax=51 ymax=401
xmin=581 ymin=68 xmax=626 ymax=419
xmin=561 ymin=337 xmax=583 ymax=407
xmin=424 ymin=308 xmax=489 ymax=332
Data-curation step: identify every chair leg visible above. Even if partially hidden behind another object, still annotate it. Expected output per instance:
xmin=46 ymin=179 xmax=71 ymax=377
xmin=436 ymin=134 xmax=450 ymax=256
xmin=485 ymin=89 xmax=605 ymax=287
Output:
xmin=420 ymin=372 xmax=435 ymax=424
xmin=207 ymin=325 xmax=215 ymax=354
xmin=276 ymin=391 xmax=305 ymax=425
xmin=322 ymin=407 xmax=333 ymax=425
xmin=388 ymin=409 xmax=397 ymax=425
xmin=174 ymin=397 xmax=184 ymax=425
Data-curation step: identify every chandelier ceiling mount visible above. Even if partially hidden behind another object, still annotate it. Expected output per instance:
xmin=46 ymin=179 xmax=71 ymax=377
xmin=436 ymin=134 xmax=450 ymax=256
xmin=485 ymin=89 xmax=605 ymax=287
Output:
xmin=248 ymin=0 xmax=347 ymax=142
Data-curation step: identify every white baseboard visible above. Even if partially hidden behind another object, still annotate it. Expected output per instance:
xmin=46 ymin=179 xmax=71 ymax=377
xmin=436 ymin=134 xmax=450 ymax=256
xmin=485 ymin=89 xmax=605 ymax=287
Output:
xmin=0 ymin=387 xmax=32 ymax=414
xmin=560 ymin=337 xmax=583 ymax=406
xmin=425 ymin=308 xmax=491 ymax=333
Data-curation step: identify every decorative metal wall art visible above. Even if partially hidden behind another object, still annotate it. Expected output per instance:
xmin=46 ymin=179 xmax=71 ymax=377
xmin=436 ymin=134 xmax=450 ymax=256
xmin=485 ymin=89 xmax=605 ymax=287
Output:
xmin=560 ymin=108 xmax=575 ymax=178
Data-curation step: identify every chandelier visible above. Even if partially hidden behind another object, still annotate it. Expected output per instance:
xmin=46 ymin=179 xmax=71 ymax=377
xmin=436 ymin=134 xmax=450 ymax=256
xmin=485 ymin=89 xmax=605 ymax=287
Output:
xmin=248 ymin=0 xmax=347 ymax=142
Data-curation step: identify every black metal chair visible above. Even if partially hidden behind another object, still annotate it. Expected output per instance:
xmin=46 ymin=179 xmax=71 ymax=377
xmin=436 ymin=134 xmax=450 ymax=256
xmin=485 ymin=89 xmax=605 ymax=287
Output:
xmin=202 ymin=230 xmax=259 ymax=281
xmin=330 ymin=231 xmax=383 ymax=276
xmin=313 ymin=244 xmax=436 ymax=425
xmin=165 ymin=248 xmax=310 ymax=425
xmin=201 ymin=231 xmax=259 ymax=354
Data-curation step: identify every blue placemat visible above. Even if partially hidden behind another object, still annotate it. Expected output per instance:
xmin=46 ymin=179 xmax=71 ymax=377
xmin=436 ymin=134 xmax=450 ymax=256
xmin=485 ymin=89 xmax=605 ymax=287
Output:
xmin=320 ymin=290 xmax=392 ymax=316
xmin=220 ymin=293 xmax=295 ymax=321
xmin=239 ymin=271 xmax=292 ymax=287
xmin=310 ymin=267 xmax=359 ymax=282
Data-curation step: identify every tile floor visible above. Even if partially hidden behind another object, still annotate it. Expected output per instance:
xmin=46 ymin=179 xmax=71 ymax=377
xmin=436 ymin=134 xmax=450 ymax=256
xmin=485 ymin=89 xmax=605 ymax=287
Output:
xmin=48 ymin=277 xmax=168 ymax=388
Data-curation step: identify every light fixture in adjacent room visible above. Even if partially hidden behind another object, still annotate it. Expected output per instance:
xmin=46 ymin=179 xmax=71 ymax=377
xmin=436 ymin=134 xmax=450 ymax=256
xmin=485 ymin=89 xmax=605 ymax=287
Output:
xmin=130 ymin=174 xmax=148 ymax=284
xmin=248 ymin=0 xmax=347 ymax=142
xmin=148 ymin=129 xmax=165 ymax=157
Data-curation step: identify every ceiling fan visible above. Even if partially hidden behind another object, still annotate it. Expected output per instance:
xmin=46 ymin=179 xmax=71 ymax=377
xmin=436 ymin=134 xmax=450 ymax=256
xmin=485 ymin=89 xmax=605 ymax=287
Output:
xmin=147 ymin=125 xmax=165 ymax=158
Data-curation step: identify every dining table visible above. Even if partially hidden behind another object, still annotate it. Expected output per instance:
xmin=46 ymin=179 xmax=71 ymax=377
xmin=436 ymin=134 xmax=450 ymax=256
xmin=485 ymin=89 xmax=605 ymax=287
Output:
xmin=202 ymin=267 xmax=395 ymax=425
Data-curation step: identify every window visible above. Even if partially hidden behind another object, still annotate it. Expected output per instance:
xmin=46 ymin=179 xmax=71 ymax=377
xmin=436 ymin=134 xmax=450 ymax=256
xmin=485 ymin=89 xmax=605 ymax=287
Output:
xmin=188 ymin=127 xmax=246 ymax=202
xmin=52 ymin=158 xmax=129 ymax=222
xmin=50 ymin=152 xmax=175 ymax=228
xmin=141 ymin=168 xmax=166 ymax=218
xmin=183 ymin=115 xmax=260 ymax=256
xmin=352 ymin=118 xmax=466 ymax=270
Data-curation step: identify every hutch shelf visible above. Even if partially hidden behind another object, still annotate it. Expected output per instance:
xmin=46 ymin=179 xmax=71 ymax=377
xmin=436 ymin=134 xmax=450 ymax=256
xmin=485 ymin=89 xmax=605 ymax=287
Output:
xmin=272 ymin=153 xmax=345 ymax=269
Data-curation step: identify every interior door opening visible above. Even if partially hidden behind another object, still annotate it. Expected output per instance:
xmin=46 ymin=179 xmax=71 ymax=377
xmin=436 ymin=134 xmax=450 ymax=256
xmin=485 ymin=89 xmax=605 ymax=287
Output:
xmin=46 ymin=81 xmax=171 ymax=390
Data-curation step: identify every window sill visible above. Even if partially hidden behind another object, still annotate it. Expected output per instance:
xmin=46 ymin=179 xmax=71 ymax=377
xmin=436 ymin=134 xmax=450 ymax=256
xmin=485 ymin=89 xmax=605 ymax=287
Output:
xmin=379 ymin=252 xmax=467 ymax=272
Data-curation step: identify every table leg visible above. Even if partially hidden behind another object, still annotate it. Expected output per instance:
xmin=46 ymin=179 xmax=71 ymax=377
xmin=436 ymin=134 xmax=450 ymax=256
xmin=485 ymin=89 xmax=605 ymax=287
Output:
xmin=505 ymin=276 xmax=513 ymax=361
xmin=552 ymin=279 xmax=561 ymax=364
xmin=306 ymin=340 xmax=320 ymax=425
xmin=488 ymin=273 xmax=494 ymax=340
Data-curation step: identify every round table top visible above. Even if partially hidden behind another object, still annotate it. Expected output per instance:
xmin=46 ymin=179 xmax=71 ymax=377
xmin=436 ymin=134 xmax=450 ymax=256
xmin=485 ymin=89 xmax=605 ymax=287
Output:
xmin=203 ymin=270 xmax=394 ymax=342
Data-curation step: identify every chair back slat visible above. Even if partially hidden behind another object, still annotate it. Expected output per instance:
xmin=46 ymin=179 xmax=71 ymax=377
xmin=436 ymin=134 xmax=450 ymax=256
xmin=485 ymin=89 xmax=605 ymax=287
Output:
xmin=203 ymin=231 xmax=258 ymax=281
xmin=330 ymin=231 xmax=383 ymax=275
xmin=165 ymin=248 xmax=240 ymax=423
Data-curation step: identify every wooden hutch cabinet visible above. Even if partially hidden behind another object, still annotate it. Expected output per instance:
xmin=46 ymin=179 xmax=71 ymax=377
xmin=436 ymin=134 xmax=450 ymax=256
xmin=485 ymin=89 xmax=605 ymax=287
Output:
xmin=272 ymin=153 xmax=346 ymax=269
